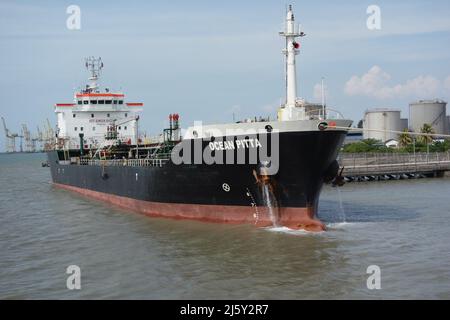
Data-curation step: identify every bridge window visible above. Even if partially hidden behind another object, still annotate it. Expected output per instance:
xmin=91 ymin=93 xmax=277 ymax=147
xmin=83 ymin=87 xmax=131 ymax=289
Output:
xmin=98 ymin=100 xmax=105 ymax=104
xmin=113 ymin=100 xmax=118 ymax=104
xmin=77 ymin=100 xmax=82 ymax=105
xmin=83 ymin=100 xmax=89 ymax=105
xmin=91 ymin=100 xmax=97 ymax=104
xmin=118 ymin=100 xmax=123 ymax=104
xmin=105 ymin=100 xmax=112 ymax=104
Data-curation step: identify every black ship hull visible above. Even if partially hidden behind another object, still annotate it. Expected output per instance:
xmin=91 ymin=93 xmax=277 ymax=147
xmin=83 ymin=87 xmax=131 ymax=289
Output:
xmin=48 ymin=130 xmax=347 ymax=231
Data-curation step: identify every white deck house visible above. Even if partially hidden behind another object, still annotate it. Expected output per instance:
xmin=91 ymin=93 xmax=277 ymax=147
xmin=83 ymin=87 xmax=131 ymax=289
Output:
xmin=54 ymin=57 xmax=143 ymax=150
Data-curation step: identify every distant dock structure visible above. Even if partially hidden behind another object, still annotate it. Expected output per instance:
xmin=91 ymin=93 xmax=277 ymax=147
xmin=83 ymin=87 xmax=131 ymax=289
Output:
xmin=339 ymin=152 xmax=450 ymax=182
xmin=1 ymin=117 xmax=53 ymax=153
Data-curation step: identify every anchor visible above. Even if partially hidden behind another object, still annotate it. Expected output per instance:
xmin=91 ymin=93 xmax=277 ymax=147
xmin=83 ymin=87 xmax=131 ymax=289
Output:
xmin=332 ymin=167 xmax=345 ymax=187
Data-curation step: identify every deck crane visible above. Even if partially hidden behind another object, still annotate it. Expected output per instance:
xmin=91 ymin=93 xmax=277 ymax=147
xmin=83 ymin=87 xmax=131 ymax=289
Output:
xmin=93 ymin=116 xmax=140 ymax=159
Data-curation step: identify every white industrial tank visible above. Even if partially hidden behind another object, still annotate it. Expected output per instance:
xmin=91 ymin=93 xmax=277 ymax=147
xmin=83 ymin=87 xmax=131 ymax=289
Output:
xmin=400 ymin=118 xmax=408 ymax=131
xmin=447 ymin=116 xmax=450 ymax=134
xmin=409 ymin=99 xmax=447 ymax=135
xmin=363 ymin=109 xmax=403 ymax=142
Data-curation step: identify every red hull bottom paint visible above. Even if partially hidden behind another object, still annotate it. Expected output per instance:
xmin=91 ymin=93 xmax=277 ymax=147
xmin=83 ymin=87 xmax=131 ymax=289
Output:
xmin=54 ymin=183 xmax=325 ymax=232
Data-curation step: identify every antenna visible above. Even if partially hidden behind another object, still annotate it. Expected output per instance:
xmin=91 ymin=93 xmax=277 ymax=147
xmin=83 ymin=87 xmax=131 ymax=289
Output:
xmin=321 ymin=77 xmax=325 ymax=119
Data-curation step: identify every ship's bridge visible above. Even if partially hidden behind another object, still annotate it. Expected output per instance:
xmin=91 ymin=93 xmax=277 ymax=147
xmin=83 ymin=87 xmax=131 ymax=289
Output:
xmin=54 ymin=91 xmax=143 ymax=151
xmin=54 ymin=57 xmax=143 ymax=150
xmin=75 ymin=93 xmax=126 ymax=111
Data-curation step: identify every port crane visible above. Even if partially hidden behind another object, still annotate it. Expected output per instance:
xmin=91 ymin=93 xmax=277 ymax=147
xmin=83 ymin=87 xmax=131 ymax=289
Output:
xmin=35 ymin=126 xmax=44 ymax=152
xmin=43 ymin=118 xmax=55 ymax=151
xmin=1 ymin=117 xmax=23 ymax=153
xmin=21 ymin=124 xmax=35 ymax=152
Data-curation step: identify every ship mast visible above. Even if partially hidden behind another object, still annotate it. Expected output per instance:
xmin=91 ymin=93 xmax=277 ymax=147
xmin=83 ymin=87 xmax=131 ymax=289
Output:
xmin=279 ymin=5 xmax=306 ymax=121
xmin=84 ymin=56 xmax=103 ymax=93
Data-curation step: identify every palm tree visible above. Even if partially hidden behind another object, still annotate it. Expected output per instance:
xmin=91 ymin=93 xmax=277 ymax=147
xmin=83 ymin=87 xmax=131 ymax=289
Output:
xmin=398 ymin=129 xmax=413 ymax=147
xmin=418 ymin=124 xmax=434 ymax=145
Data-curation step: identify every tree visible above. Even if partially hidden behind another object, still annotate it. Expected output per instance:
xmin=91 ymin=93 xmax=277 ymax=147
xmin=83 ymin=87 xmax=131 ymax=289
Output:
xmin=398 ymin=129 xmax=412 ymax=147
xmin=431 ymin=139 xmax=450 ymax=152
xmin=342 ymin=139 xmax=387 ymax=153
xmin=418 ymin=123 xmax=434 ymax=145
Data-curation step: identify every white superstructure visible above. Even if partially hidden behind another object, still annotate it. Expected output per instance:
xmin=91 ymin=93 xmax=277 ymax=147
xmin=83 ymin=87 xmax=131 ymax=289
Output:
xmin=54 ymin=57 xmax=143 ymax=150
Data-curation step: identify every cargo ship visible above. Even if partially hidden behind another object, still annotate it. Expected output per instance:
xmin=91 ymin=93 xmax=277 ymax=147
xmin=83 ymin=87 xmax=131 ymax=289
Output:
xmin=48 ymin=5 xmax=352 ymax=231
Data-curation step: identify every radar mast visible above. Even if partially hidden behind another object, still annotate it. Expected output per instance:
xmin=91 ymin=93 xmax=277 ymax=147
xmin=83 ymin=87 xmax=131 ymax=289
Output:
xmin=84 ymin=56 xmax=103 ymax=93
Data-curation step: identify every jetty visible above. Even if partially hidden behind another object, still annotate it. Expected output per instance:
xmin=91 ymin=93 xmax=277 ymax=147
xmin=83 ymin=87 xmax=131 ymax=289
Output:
xmin=339 ymin=152 xmax=450 ymax=182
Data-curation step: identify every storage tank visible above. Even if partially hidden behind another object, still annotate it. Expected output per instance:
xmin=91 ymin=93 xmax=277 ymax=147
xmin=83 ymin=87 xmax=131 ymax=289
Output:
xmin=447 ymin=116 xmax=450 ymax=134
xmin=363 ymin=109 xmax=403 ymax=142
xmin=400 ymin=118 xmax=408 ymax=131
xmin=409 ymin=99 xmax=447 ymax=135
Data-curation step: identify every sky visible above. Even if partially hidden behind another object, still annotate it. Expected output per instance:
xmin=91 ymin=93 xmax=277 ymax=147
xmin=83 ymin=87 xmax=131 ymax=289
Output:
xmin=1 ymin=0 xmax=450 ymax=150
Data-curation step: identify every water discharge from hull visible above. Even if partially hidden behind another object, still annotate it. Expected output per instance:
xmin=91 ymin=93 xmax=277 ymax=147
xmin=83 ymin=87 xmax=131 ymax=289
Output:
xmin=253 ymin=168 xmax=325 ymax=232
xmin=261 ymin=184 xmax=280 ymax=227
xmin=336 ymin=187 xmax=347 ymax=223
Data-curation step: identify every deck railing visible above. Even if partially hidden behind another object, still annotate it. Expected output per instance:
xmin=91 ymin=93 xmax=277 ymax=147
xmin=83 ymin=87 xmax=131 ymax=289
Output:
xmin=75 ymin=158 xmax=170 ymax=168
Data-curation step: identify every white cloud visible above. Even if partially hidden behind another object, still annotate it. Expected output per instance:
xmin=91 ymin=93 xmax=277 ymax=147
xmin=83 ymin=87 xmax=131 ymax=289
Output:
xmin=344 ymin=66 xmax=444 ymax=100
xmin=444 ymin=76 xmax=450 ymax=91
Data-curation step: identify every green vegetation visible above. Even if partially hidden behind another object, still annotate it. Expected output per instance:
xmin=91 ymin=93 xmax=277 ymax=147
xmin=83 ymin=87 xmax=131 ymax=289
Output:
xmin=343 ymin=139 xmax=392 ymax=153
xmin=398 ymin=129 xmax=412 ymax=147
xmin=343 ymin=137 xmax=450 ymax=153
xmin=418 ymin=123 xmax=435 ymax=145
xmin=343 ymin=122 xmax=450 ymax=153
